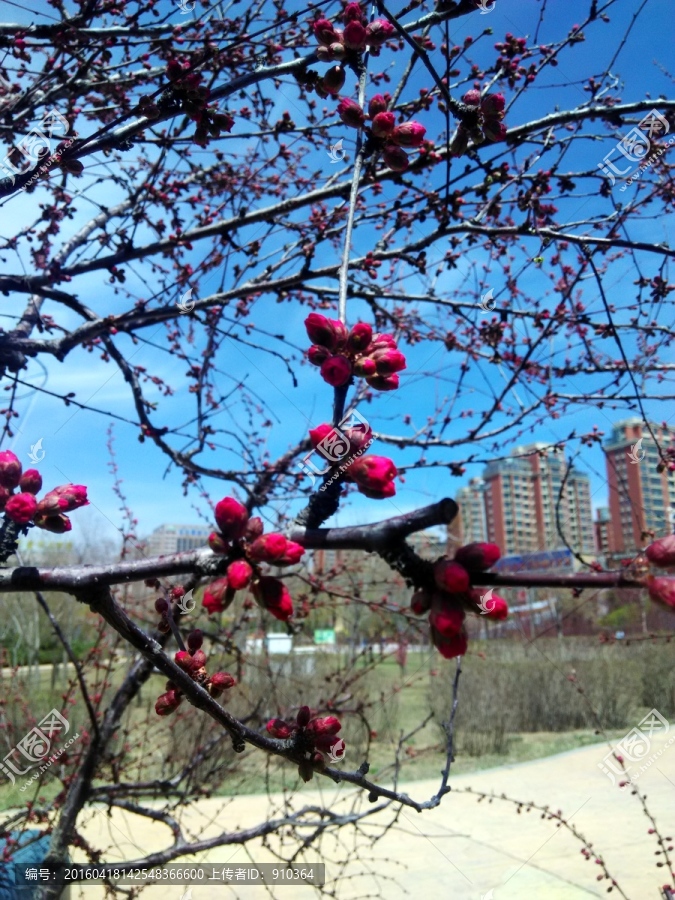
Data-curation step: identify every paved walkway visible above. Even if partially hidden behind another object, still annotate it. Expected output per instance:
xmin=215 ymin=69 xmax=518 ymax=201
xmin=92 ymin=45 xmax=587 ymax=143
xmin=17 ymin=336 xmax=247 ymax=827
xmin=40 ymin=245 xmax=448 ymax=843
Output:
xmin=63 ymin=731 xmax=675 ymax=898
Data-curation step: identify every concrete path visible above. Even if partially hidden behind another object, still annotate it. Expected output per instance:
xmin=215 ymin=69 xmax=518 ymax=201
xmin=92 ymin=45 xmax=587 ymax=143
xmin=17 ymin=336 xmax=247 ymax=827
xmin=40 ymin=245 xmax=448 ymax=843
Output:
xmin=52 ymin=730 xmax=675 ymax=898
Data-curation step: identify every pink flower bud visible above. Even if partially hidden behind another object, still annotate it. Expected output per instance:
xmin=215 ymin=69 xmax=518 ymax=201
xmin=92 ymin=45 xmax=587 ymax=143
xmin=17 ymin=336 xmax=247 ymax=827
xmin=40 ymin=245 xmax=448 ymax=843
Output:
xmin=191 ymin=648 xmax=207 ymax=671
xmin=483 ymin=595 xmax=509 ymax=620
xmin=227 ymin=559 xmax=253 ymax=589
xmin=354 ymin=357 xmax=377 ymax=377
xmin=429 ymin=604 xmax=466 ymax=638
xmin=174 ymin=650 xmax=194 ymax=672
xmin=371 ymin=111 xmax=395 ymax=138
xmin=33 ymin=512 xmax=72 ymax=533
xmin=368 ymin=94 xmax=388 ymax=117
xmin=410 ymin=589 xmax=432 ymax=615
xmin=308 ymin=344 xmax=332 ymax=366
xmin=155 ymin=690 xmax=182 ymax=716
xmin=296 ymin=705 xmax=311 ymax=727
xmin=249 ymin=532 xmax=288 ymax=562
xmin=214 ymin=496 xmax=249 ymax=540
xmin=369 ymin=332 xmax=397 ymax=349
xmin=434 ymin=560 xmax=470 ymax=594
xmin=315 ymin=733 xmax=345 ymax=755
xmin=483 ymin=119 xmax=507 ymax=142
xmin=252 ymin=576 xmax=294 ymax=620
xmin=208 ymin=531 xmax=230 ymax=554
xmin=244 ymin=516 xmax=264 ymax=540
xmin=373 ymin=348 xmax=407 ymax=375
xmin=209 ymin=672 xmax=236 ymax=696
xmin=349 ymin=455 xmax=397 ymax=496
xmin=462 ymin=89 xmax=481 ymax=106
xmin=304 ymin=313 xmax=348 ymax=350
xmin=431 ymin=625 xmax=468 ymax=659
xmin=320 ymin=355 xmax=353 ymax=386
xmin=646 ymin=535 xmax=675 ymax=568
xmin=382 ymin=143 xmax=409 ymax=172
xmin=323 ymin=65 xmax=345 ymax=95
xmin=0 ymin=451 xmax=21 ymax=489
xmin=267 ymin=718 xmax=294 ymax=738
xmin=4 ymin=492 xmax=38 ymax=525
xmin=307 ymin=715 xmax=342 ymax=737
xmin=480 ymin=93 xmax=505 ymax=117
xmin=19 ymin=469 xmax=42 ymax=494
xmin=366 ymin=19 xmax=396 ymax=47
xmin=455 ymin=542 xmax=501 ymax=571
xmin=343 ymin=20 xmax=367 ymax=50
xmin=37 ymin=484 xmax=88 ymax=514
xmin=343 ymin=2 xmax=365 ymax=23
xmin=313 ymin=18 xmax=337 ymax=45
xmin=337 ymin=98 xmax=365 ymax=129
xmin=390 ymin=121 xmax=426 ymax=147
xmin=365 ymin=373 xmax=400 ymax=391
xmin=202 ymin=577 xmax=235 ymax=615
xmin=647 ymin=576 xmax=675 ymax=610
xmin=347 ymin=322 xmax=373 ymax=352
xmin=309 ymin=423 xmax=334 ymax=449
xmin=276 ymin=541 xmax=306 ymax=566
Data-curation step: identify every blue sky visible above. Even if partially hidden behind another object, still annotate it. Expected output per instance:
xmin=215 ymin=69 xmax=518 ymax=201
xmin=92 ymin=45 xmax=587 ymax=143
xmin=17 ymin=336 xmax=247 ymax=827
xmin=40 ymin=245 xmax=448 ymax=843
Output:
xmin=1 ymin=0 xmax=673 ymax=551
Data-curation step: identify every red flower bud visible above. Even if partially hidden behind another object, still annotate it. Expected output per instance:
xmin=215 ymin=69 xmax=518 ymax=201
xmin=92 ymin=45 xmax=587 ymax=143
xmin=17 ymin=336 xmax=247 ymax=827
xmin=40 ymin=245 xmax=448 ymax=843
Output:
xmin=244 ymin=516 xmax=264 ymax=540
xmin=304 ymin=313 xmax=348 ymax=350
xmin=462 ymin=89 xmax=481 ymax=106
xmin=202 ymin=577 xmax=235 ymax=615
xmin=4 ymin=492 xmax=37 ymax=524
xmin=368 ymin=94 xmax=388 ymax=117
xmin=343 ymin=20 xmax=367 ymax=50
xmin=191 ymin=649 xmax=207 ymax=671
xmin=214 ymin=496 xmax=249 ymax=540
xmin=313 ymin=18 xmax=337 ymax=45
xmin=307 ymin=715 xmax=341 ymax=736
xmin=366 ymin=19 xmax=396 ymax=47
xmin=19 ymin=469 xmax=42 ymax=494
xmin=373 ymin=348 xmax=407 ymax=375
xmin=371 ymin=111 xmax=395 ymax=138
xmin=480 ymin=93 xmax=505 ymax=117
xmin=208 ymin=531 xmax=230 ymax=554
xmin=249 ymin=532 xmax=288 ymax=562
xmin=323 ymin=65 xmax=345 ymax=95
xmin=365 ymin=373 xmax=400 ymax=391
xmin=647 ymin=576 xmax=675 ymax=610
xmin=390 ymin=121 xmax=426 ymax=147
xmin=209 ymin=672 xmax=236 ymax=696
xmin=429 ymin=604 xmax=465 ymax=638
xmin=349 ymin=455 xmax=397 ymax=493
xmin=382 ymin=143 xmax=409 ymax=172
xmin=347 ymin=322 xmax=373 ymax=352
xmin=187 ymin=629 xmax=203 ymax=652
xmin=0 ymin=451 xmax=21 ymax=490
xmin=252 ymin=577 xmax=294 ymax=620
xmin=434 ymin=560 xmax=470 ymax=594
xmin=410 ymin=589 xmax=432 ymax=615
xmin=343 ymin=2 xmax=365 ymax=23
xmin=267 ymin=718 xmax=295 ymax=738
xmin=33 ymin=513 xmax=72 ymax=533
xmin=175 ymin=650 xmax=194 ymax=672
xmin=320 ymin=355 xmax=352 ymax=387
xmin=227 ymin=559 xmax=254 ymax=589
xmin=354 ymin=357 xmax=377 ymax=377
xmin=315 ymin=733 xmax=345 ymax=756
xmin=155 ymin=690 xmax=182 ymax=716
xmin=297 ymin=705 xmax=311 ymax=727
xmin=309 ymin=423 xmax=333 ymax=449
xmin=276 ymin=541 xmax=306 ymax=566
xmin=431 ymin=626 xmax=468 ymax=659
xmin=483 ymin=119 xmax=507 ymax=142
xmin=37 ymin=484 xmax=88 ymax=514
xmin=308 ymin=344 xmax=332 ymax=366
xmin=337 ymin=98 xmax=365 ymax=129
xmin=0 ymin=486 xmax=9 ymax=511
xmin=646 ymin=535 xmax=675 ymax=568
xmin=455 ymin=542 xmax=501 ymax=571
xmin=155 ymin=597 xmax=169 ymax=614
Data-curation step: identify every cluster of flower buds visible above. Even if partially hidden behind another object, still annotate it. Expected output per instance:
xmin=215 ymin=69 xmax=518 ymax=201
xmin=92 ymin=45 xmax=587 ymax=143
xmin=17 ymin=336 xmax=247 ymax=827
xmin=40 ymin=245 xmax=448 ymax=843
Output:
xmin=312 ymin=4 xmax=395 ymax=65
xmin=337 ymin=94 xmax=426 ymax=172
xmin=0 ymin=451 xmax=88 ymax=533
xmin=305 ymin=314 xmax=406 ymax=390
xmin=155 ymin=629 xmax=236 ymax=716
xmin=267 ymin=705 xmax=344 ymax=782
xmin=644 ymin=535 xmax=675 ymax=611
xmin=410 ymin=543 xmax=507 ymax=657
xmin=201 ymin=497 xmax=304 ymax=621
xmin=449 ymin=91 xmax=507 ymax=157
xmin=308 ymin=421 xmax=397 ymax=499
xmin=153 ymin=58 xmax=234 ymax=146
